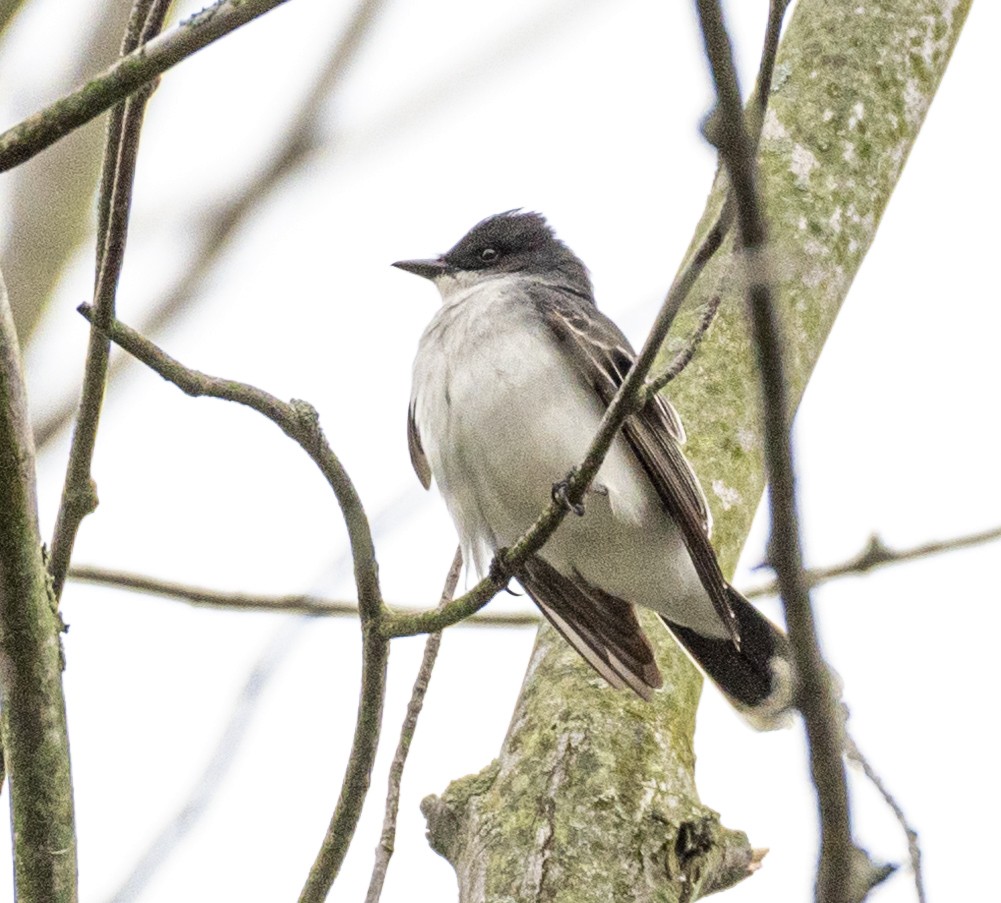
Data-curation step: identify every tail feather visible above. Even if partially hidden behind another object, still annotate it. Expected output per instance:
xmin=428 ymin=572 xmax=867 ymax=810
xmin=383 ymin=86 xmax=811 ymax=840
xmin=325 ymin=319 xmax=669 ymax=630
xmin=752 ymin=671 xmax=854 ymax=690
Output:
xmin=662 ymin=586 xmax=793 ymax=726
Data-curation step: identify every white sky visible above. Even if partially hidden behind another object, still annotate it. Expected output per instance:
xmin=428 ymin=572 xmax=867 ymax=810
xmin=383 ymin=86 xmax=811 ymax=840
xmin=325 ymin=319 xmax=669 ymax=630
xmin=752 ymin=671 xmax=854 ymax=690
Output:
xmin=1 ymin=0 xmax=999 ymax=901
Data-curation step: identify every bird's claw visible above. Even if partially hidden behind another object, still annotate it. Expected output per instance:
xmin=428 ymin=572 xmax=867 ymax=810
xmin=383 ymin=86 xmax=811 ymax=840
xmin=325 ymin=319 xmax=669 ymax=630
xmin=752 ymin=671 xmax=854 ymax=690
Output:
xmin=489 ymin=552 xmax=511 ymax=587
xmin=552 ymin=480 xmax=585 ymax=516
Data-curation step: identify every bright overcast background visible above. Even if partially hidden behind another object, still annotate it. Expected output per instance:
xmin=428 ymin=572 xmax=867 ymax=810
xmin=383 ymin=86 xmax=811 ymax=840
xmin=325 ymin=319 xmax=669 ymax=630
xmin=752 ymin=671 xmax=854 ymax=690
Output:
xmin=1 ymin=0 xmax=998 ymax=901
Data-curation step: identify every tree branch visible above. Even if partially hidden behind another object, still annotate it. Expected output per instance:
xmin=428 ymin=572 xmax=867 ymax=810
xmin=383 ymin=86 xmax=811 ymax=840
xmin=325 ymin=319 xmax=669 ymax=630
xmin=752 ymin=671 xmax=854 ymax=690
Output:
xmin=365 ymin=548 xmax=463 ymax=903
xmin=75 ymin=304 xmax=388 ymax=899
xmin=0 ymin=0 xmax=297 ymax=173
xmin=845 ymin=737 xmax=922 ymax=903
xmin=744 ymin=525 xmax=1001 ymax=598
xmin=48 ymin=0 xmax=169 ymax=604
xmin=0 ymin=269 xmax=77 ymax=899
xmin=694 ymin=1 xmax=876 ymax=900
xmin=67 ymin=563 xmax=540 ymax=626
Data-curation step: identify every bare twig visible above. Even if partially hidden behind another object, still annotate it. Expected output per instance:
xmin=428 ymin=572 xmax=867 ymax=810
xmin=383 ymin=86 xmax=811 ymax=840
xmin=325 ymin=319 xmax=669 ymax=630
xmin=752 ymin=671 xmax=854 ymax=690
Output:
xmin=2 ymin=0 xmax=136 ymax=346
xmin=0 ymin=270 xmax=78 ymax=899
xmin=744 ymin=525 xmax=1001 ymax=598
xmin=365 ymin=548 xmax=463 ymax=903
xmin=0 ymin=0 xmax=297 ymax=173
xmin=646 ymin=294 xmax=722 ymax=392
xmin=76 ymin=304 xmax=381 ymax=617
xmin=846 ymin=736 xmax=923 ymax=903
xmin=648 ymin=0 xmax=788 ymax=395
xmin=68 ymin=563 xmax=540 ymax=626
xmin=102 ymin=493 xmax=418 ymax=903
xmin=75 ymin=305 xmax=387 ymax=899
xmin=694 ymin=2 xmax=875 ymax=901
xmin=32 ymin=0 xmax=388 ymax=450
xmin=750 ymin=0 xmax=791 ymax=127
xmin=48 ymin=0 xmax=169 ymax=603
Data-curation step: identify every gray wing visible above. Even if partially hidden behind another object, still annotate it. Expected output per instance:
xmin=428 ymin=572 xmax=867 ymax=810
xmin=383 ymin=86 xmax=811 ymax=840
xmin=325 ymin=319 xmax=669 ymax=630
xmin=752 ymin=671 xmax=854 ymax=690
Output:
xmin=408 ymin=400 xmax=432 ymax=490
xmin=520 ymin=556 xmax=663 ymax=700
xmin=533 ymin=287 xmax=739 ymax=646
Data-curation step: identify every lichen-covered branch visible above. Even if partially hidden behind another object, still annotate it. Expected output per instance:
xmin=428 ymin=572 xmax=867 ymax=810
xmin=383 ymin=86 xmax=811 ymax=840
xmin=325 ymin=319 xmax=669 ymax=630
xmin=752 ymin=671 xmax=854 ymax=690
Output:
xmin=423 ymin=1 xmax=971 ymax=900
xmin=0 ymin=0 xmax=297 ymax=173
xmin=0 ymin=270 xmax=77 ymax=900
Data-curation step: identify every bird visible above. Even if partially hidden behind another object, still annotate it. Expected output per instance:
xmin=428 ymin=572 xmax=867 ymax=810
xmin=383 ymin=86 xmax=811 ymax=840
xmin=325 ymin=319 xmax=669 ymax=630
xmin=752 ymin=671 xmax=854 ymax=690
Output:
xmin=394 ymin=210 xmax=793 ymax=727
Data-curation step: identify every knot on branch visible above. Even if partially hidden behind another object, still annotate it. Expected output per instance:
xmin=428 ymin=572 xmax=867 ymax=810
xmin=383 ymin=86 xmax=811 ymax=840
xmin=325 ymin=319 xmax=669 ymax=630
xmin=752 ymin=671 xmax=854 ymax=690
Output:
xmin=666 ymin=816 xmax=761 ymax=899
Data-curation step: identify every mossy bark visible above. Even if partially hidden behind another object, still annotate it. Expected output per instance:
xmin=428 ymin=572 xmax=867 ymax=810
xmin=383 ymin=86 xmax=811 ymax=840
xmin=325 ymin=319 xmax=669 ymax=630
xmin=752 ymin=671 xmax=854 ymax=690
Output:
xmin=0 ymin=270 xmax=78 ymax=901
xmin=422 ymin=1 xmax=970 ymax=900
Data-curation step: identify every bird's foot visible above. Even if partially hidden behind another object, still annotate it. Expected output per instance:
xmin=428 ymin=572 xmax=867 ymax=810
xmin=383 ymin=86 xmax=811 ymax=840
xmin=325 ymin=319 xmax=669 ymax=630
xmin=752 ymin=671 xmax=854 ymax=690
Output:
xmin=489 ymin=551 xmax=512 ymax=588
xmin=552 ymin=479 xmax=585 ymax=516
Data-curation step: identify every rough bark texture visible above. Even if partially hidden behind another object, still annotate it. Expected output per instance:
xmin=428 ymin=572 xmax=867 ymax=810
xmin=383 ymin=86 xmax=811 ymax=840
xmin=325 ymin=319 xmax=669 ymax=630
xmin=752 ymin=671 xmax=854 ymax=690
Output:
xmin=0 ymin=269 xmax=78 ymax=900
xmin=422 ymin=1 xmax=970 ymax=900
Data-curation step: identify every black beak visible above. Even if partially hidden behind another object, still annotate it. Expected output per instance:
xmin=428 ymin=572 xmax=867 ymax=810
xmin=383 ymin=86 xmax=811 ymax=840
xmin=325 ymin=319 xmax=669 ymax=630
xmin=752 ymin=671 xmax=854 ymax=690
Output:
xmin=392 ymin=257 xmax=450 ymax=280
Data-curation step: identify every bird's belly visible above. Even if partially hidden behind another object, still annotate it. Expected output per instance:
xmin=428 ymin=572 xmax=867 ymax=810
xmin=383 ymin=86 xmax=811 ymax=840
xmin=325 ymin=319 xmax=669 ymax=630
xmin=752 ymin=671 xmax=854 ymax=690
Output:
xmin=417 ymin=324 xmax=724 ymax=636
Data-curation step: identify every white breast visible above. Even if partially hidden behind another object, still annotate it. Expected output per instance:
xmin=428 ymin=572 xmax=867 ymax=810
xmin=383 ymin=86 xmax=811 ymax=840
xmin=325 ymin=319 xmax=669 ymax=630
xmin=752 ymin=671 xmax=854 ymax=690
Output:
xmin=410 ymin=274 xmax=649 ymax=574
xmin=409 ymin=274 xmax=724 ymax=637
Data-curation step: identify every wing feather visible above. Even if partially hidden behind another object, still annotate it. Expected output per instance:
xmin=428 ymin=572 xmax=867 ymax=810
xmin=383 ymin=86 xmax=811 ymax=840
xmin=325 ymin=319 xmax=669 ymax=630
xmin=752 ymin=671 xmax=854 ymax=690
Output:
xmin=520 ymin=556 xmax=662 ymax=700
xmin=533 ymin=288 xmax=739 ymax=644
xmin=407 ymin=401 xmax=432 ymax=490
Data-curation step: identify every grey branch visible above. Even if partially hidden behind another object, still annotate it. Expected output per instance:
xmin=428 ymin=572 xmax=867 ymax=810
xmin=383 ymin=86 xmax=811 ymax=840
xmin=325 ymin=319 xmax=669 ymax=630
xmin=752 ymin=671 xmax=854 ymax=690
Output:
xmin=846 ymin=736 xmax=923 ymax=903
xmin=694 ymin=1 xmax=874 ymax=900
xmin=74 ymin=304 xmax=387 ymax=898
xmin=365 ymin=548 xmax=463 ymax=903
xmin=0 ymin=269 xmax=78 ymax=898
xmin=48 ymin=0 xmax=169 ymax=605
xmin=67 ymin=563 xmax=541 ymax=626
xmin=0 ymin=0 xmax=297 ymax=173
xmin=69 ymin=520 xmax=1001 ymax=625
xmin=744 ymin=526 xmax=1001 ymax=599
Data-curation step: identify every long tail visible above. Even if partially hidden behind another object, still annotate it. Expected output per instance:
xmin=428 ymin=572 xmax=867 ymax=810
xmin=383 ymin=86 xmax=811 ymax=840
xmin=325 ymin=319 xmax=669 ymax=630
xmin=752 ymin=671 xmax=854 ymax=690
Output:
xmin=661 ymin=586 xmax=794 ymax=728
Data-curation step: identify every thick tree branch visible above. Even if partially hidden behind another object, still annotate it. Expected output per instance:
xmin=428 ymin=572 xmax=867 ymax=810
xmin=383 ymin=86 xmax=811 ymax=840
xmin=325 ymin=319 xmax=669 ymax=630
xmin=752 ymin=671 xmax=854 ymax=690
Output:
xmin=0 ymin=0 xmax=297 ymax=173
xmin=0 ymin=270 xmax=77 ymax=899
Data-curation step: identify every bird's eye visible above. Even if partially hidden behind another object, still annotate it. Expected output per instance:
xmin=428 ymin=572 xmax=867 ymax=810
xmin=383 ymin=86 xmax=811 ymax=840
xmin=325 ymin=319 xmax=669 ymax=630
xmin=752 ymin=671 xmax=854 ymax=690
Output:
xmin=479 ymin=247 xmax=499 ymax=263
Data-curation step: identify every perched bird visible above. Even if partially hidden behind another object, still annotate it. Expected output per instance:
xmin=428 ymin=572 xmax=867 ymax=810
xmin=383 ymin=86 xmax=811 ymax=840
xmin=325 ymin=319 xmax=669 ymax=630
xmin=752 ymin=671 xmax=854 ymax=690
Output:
xmin=395 ymin=210 xmax=792 ymax=726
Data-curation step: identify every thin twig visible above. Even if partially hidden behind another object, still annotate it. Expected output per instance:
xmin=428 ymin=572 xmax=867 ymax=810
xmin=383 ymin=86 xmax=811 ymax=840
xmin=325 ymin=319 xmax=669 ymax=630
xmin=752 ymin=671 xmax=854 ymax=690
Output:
xmin=694 ymin=2 xmax=871 ymax=901
xmin=76 ymin=304 xmax=381 ymax=618
xmin=646 ymin=294 xmax=722 ymax=392
xmin=744 ymin=525 xmax=1001 ymax=598
xmin=365 ymin=548 xmax=463 ymax=903
xmin=71 ymin=520 xmax=1001 ymax=627
xmin=0 ymin=0 xmax=297 ymax=173
xmin=48 ymin=0 xmax=169 ymax=603
xmin=31 ymin=0 xmax=565 ymax=450
xmin=845 ymin=736 xmax=923 ymax=903
xmin=75 ymin=305 xmax=387 ymax=899
xmin=67 ymin=563 xmax=540 ymax=626
xmin=750 ymin=0 xmax=791 ymax=128
xmin=102 ymin=494 xmax=415 ymax=903
xmin=647 ymin=0 xmax=787 ymax=395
